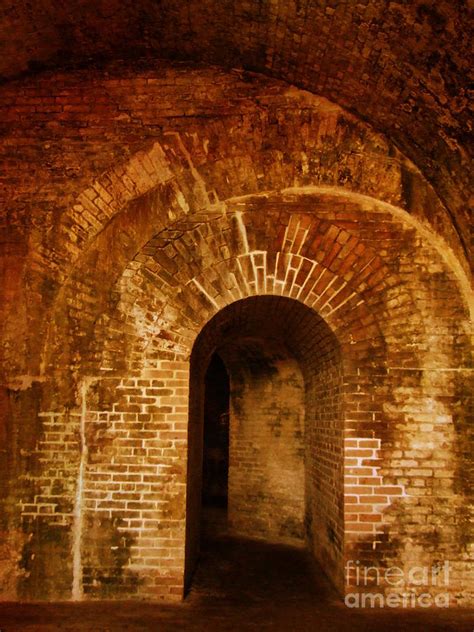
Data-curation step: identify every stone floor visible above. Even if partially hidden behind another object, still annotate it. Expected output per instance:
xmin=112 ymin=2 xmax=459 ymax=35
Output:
xmin=0 ymin=523 xmax=473 ymax=631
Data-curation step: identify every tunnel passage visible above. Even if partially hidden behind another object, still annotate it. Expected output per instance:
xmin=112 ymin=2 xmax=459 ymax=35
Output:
xmin=185 ymin=295 xmax=343 ymax=592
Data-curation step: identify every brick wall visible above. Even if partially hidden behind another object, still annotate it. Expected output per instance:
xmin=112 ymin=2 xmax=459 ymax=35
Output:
xmin=0 ymin=65 xmax=471 ymax=604
xmin=79 ymin=372 xmax=189 ymax=600
xmin=1 ymin=64 xmax=466 ymax=387
xmin=188 ymin=297 xmax=345 ymax=591
xmin=2 ymin=2 xmax=471 ymax=267
xmin=226 ymin=343 xmax=305 ymax=542
xmin=304 ymin=344 xmax=344 ymax=591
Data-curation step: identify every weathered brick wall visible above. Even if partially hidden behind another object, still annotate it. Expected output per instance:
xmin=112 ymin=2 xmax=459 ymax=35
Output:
xmin=304 ymin=344 xmax=344 ymax=591
xmin=0 ymin=386 xmax=77 ymax=600
xmin=0 ymin=2 xmax=470 ymax=267
xmin=0 ymin=65 xmax=471 ymax=604
xmin=19 ymin=409 xmax=78 ymax=599
xmin=188 ymin=295 xmax=358 ymax=592
xmin=226 ymin=344 xmax=305 ymax=543
xmin=0 ymin=64 xmax=468 ymax=385
xmin=79 ymin=374 xmax=188 ymax=600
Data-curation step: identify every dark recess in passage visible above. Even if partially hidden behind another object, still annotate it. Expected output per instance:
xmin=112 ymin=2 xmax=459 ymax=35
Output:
xmin=202 ymin=353 xmax=229 ymax=509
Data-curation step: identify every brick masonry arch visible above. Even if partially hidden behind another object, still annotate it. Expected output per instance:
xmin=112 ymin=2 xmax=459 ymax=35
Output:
xmin=60 ymin=202 xmax=394 ymax=600
xmin=4 ymin=187 xmax=470 ymax=603
xmin=186 ymin=295 xmax=345 ymax=592
xmin=0 ymin=1 xmax=470 ymax=257
xmin=2 ymin=65 xmax=470 ymax=383
xmin=0 ymin=68 xmax=471 ymax=602
xmin=37 ymin=185 xmax=472 ymax=383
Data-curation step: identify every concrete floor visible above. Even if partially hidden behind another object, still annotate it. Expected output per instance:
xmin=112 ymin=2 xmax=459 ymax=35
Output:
xmin=0 ymin=527 xmax=473 ymax=631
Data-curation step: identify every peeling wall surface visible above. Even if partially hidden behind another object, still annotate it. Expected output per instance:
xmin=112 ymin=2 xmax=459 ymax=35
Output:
xmin=0 ymin=2 xmax=472 ymax=607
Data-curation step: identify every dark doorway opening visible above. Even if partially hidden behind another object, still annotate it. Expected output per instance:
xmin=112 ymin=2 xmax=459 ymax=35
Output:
xmin=202 ymin=353 xmax=230 ymax=510
xmin=185 ymin=296 xmax=344 ymax=595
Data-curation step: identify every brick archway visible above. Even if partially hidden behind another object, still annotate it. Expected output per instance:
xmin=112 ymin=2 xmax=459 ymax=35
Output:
xmin=3 ymin=65 xmax=469 ymax=384
xmin=186 ymin=296 xmax=345 ymax=592
xmin=0 ymin=72 xmax=471 ymax=602
xmin=11 ymin=189 xmax=470 ymax=603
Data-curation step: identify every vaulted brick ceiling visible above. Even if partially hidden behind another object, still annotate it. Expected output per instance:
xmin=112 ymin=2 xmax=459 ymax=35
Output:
xmin=1 ymin=0 xmax=472 ymax=260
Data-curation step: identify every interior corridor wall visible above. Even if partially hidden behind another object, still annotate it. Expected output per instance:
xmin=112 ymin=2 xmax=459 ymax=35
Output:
xmin=0 ymin=65 xmax=471 ymax=604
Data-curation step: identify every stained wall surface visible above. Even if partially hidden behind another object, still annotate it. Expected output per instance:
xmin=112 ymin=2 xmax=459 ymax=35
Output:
xmin=0 ymin=61 xmax=471 ymax=605
xmin=189 ymin=296 xmax=343 ymax=584
xmin=227 ymin=347 xmax=306 ymax=543
xmin=0 ymin=0 xmax=471 ymax=271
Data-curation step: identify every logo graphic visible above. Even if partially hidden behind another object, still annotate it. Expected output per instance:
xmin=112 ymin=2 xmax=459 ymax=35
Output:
xmin=344 ymin=560 xmax=450 ymax=608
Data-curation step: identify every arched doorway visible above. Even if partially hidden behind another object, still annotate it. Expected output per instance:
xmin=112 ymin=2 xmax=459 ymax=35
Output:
xmin=185 ymin=296 xmax=343 ymax=592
